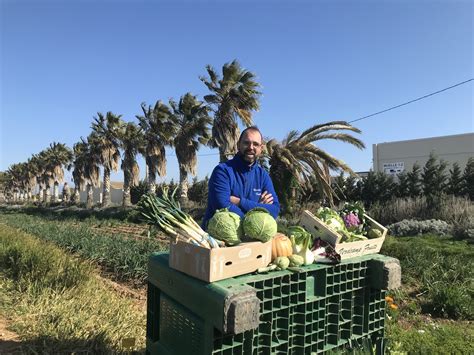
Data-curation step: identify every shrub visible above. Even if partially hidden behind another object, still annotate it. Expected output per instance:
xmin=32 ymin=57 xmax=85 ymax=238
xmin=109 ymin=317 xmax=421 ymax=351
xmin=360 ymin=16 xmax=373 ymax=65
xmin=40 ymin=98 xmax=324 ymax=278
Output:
xmin=368 ymin=195 xmax=473 ymax=227
xmin=387 ymin=219 xmax=452 ymax=237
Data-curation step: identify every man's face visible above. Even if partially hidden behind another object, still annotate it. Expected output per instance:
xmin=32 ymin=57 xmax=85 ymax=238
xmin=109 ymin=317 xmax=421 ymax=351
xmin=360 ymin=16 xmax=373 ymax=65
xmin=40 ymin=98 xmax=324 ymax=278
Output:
xmin=238 ymin=129 xmax=263 ymax=164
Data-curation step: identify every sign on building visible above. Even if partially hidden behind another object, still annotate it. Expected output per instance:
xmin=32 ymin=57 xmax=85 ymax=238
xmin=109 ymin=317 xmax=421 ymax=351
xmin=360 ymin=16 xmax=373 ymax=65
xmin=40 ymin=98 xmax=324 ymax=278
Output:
xmin=383 ymin=162 xmax=404 ymax=175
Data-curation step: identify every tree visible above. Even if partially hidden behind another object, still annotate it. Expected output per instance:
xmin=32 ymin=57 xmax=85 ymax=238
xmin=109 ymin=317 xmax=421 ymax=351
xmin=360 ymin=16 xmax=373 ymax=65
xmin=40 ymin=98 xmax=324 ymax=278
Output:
xmin=395 ymin=171 xmax=410 ymax=198
xmin=188 ymin=176 xmax=209 ymax=203
xmin=45 ymin=142 xmax=73 ymax=202
xmin=83 ymin=136 xmax=101 ymax=208
xmin=422 ymin=152 xmax=447 ymax=203
xmin=332 ymin=172 xmax=347 ymax=203
xmin=200 ymin=60 xmax=261 ymax=162
xmin=170 ymin=93 xmax=212 ymax=203
xmin=70 ymin=140 xmax=88 ymax=203
xmin=360 ymin=171 xmax=396 ymax=207
xmin=137 ymin=101 xmax=176 ymax=194
xmin=344 ymin=174 xmax=361 ymax=202
xmin=25 ymin=156 xmax=41 ymax=201
xmin=37 ymin=150 xmax=54 ymax=203
xmin=446 ymin=162 xmax=463 ymax=196
xmin=265 ymin=121 xmax=365 ymax=213
xmin=90 ymin=112 xmax=124 ymax=207
xmin=119 ymin=122 xmax=145 ymax=207
xmin=462 ymin=157 xmax=474 ymax=200
xmin=6 ymin=163 xmax=26 ymax=202
xmin=407 ymin=162 xmax=422 ymax=197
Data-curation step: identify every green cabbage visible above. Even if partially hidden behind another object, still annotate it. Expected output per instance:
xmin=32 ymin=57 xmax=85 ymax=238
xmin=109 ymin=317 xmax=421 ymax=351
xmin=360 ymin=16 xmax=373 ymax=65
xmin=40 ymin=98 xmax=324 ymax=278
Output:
xmin=316 ymin=207 xmax=345 ymax=231
xmin=242 ymin=207 xmax=277 ymax=242
xmin=207 ymin=208 xmax=242 ymax=246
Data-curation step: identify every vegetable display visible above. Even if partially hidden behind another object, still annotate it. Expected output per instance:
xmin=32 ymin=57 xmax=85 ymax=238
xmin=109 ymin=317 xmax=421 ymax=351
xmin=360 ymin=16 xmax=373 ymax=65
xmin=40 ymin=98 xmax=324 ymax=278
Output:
xmin=314 ymin=203 xmax=380 ymax=243
xmin=242 ymin=207 xmax=278 ymax=242
xmin=138 ymin=187 xmax=223 ymax=248
xmin=207 ymin=208 xmax=242 ymax=246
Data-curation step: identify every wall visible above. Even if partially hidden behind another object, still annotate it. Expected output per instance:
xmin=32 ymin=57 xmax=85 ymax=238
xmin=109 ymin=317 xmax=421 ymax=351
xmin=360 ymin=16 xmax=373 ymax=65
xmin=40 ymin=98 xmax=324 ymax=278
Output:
xmin=372 ymin=133 xmax=474 ymax=175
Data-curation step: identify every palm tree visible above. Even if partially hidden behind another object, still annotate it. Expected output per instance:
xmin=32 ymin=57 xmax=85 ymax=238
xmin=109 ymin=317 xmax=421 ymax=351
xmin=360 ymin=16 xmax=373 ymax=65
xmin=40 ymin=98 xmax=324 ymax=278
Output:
xmin=45 ymin=142 xmax=73 ymax=202
xmin=170 ymin=93 xmax=212 ymax=203
xmin=136 ymin=101 xmax=176 ymax=194
xmin=90 ymin=112 xmax=124 ymax=207
xmin=6 ymin=163 xmax=25 ymax=202
xmin=265 ymin=121 xmax=365 ymax=212
xmin=70 ymin=140 xmax=88 ymax=203
xmin=81 ymin=136 xmax=101 ymax=208
xmin=200 ymin=60 xmax=261 ymax=162
xmin=25 ymin=157 xmax=41 ymax=201
xmin=36 ymin=150 xmax=54 ymax=203
xmin=119 ymin=122 xmax=145 ymax=207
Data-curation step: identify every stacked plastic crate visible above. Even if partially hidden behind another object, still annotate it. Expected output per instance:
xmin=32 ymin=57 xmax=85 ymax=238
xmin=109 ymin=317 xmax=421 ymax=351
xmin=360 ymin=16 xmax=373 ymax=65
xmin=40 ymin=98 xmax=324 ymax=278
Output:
xmin=147 ymin=253 xmax=391 ymax=355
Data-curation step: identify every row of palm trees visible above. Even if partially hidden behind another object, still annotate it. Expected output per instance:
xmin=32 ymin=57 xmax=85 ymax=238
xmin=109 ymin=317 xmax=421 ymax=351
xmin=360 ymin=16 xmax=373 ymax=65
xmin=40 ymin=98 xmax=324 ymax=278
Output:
xmin=3 ymin=60 xmax=365 ymax=209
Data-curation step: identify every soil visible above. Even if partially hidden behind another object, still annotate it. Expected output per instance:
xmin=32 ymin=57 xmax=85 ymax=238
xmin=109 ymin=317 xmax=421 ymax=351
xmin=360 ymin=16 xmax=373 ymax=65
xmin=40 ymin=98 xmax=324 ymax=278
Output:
xmin=0 ymin=317 xmax=20 ymax=354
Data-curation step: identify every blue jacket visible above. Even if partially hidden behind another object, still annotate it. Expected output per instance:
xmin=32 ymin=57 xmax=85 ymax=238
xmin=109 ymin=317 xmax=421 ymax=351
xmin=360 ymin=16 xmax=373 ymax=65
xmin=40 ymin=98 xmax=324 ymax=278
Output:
xmin=202 ymin=153 xmax=280 ymax=228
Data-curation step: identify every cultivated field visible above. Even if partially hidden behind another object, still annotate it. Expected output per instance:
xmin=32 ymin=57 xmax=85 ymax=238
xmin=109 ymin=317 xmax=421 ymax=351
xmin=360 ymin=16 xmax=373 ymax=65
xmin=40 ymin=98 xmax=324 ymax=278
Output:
xmin=0 ymin=206 xmax=472 ymax=354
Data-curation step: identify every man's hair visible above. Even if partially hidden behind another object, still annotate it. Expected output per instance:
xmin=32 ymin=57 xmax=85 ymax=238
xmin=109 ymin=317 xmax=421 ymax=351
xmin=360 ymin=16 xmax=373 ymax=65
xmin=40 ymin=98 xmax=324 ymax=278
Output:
xmin=238 ymin=126 xmax=263 ymax=144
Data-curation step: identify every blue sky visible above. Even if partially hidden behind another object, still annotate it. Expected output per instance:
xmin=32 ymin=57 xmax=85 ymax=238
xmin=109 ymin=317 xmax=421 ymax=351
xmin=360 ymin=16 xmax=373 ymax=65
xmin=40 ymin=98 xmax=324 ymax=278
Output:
xmin=1 ymin=0 xmax=473 ymax=184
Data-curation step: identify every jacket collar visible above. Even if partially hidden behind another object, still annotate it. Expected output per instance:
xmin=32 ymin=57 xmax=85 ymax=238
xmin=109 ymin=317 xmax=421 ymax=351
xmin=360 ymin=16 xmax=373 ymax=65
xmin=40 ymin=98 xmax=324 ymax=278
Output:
xmin=233 ymin=153 xmax=257 ymax=171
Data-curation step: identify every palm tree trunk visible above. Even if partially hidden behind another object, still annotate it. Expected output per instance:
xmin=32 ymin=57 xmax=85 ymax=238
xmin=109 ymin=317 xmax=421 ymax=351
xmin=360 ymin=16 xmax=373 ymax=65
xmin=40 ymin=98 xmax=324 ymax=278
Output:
xmin=179 ymin=167 xmax=189 ymax=204
xmin=86 ymin=183 xmax=94 ymax=208
xmin=102 ymin=167 xmax=111 ymax=207
xmin=122 ymin=170 xmax=131 ymax=208
xmin=62 ymin=183 xmax=70 ymax=203
xmin=72 ymin=187 xmax=80 ymax=204
xmin=147 ymin=164 xmax=156 ymax=194
xmin=52 ymin=181 xmax=59 ymax=202
xmin=44 ymin=185 xmax=51 ymax=203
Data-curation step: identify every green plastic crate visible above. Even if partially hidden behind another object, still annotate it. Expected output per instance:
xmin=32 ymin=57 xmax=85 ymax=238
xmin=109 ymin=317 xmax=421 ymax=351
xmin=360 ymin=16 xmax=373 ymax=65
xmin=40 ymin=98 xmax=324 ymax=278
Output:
xmin=147 ymin=253 xmax=388 ymax=355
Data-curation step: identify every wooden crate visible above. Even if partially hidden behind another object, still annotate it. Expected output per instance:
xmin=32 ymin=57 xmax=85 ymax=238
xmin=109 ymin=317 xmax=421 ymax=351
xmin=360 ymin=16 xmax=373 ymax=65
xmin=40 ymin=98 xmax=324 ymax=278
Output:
xmin=300 ymin=210 xmax=388 ymax=260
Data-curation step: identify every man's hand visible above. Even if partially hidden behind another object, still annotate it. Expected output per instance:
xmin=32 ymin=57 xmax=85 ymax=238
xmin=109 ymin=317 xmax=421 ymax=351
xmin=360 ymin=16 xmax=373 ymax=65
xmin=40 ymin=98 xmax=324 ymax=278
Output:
xmin=230 ymin=196 xmax=240 ymax=206
xmin=259 ymin=191 xmax=273 ymax=204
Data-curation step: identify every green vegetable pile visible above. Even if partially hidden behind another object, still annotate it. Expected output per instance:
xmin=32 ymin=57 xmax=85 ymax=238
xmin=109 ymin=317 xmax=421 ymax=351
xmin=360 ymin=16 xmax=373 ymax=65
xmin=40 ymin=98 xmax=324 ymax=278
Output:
xmin=315 ymin=203 xmax=383 ymax=243
xmin=207 ymin=208 xmax=242 ymax=246
xmin=242 ymin=207 xmax=278 ymax=242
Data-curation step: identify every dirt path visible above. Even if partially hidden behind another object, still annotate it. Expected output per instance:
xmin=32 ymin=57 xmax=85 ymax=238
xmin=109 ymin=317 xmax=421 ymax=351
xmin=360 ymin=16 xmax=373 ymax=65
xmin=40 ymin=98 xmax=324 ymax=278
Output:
xmin=94 ymin=273 xmax=147 ymax=313
xmin=0 ymin=316 xmax=20 ymax=354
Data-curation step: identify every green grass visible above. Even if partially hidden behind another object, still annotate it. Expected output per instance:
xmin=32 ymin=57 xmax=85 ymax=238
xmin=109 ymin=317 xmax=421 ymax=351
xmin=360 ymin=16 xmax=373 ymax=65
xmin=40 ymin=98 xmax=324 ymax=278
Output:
xmin=0 ymin=224 xmax=146 ymax=353
xmin=0 ymin=211 xmax=167 ymax=283
xmin=381 ymin=234 xmax=473 ymax=320
xmin=381 ymin=234 xmax=474 ymax=354
xmin=1 ymin=208 xmax=473 ymax=354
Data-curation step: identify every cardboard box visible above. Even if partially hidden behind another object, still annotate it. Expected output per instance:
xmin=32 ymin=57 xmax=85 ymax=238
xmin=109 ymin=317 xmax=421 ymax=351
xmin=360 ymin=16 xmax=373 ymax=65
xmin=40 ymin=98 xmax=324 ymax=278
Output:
xmin=300 ymin=210 xmax=388 ymax=260
xmin=169 ymin=240 xmax=272 ymax=282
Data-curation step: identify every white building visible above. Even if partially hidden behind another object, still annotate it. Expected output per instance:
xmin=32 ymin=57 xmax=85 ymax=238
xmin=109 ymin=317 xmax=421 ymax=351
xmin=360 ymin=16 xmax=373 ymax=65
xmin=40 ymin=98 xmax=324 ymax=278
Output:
xmin=79 ymin=181 xmax=124 ymax=204
xmin=372 ymin=133 xmax=474 ymax=176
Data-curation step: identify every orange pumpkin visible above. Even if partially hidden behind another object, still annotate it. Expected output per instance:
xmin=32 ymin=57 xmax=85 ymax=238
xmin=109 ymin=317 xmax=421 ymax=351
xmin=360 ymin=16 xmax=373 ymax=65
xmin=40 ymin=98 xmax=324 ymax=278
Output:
xmin=272 ymin=233 xmax=293 ymax=261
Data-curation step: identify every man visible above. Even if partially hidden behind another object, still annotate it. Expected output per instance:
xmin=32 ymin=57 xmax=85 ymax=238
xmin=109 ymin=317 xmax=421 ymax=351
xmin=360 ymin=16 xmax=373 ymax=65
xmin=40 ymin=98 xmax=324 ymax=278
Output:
xmin=202 ymin=126 xmax=280 ymax=228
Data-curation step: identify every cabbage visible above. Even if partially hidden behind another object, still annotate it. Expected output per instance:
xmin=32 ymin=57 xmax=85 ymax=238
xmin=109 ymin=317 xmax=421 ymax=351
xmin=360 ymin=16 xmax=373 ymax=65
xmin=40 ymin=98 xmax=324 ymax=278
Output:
xmin=207 ymin=208 xmax=242 ymax=246
xmin=316 ymin=207 xmax=345 ymax=231
xmin=242 ymin=207 xmax=277 ymax=242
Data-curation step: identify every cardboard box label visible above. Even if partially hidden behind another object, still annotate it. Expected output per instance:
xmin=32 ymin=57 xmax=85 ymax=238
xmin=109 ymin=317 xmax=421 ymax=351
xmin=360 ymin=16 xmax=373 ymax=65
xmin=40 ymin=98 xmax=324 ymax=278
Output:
xmin=238 ymin=248 xmax=252 ymax=259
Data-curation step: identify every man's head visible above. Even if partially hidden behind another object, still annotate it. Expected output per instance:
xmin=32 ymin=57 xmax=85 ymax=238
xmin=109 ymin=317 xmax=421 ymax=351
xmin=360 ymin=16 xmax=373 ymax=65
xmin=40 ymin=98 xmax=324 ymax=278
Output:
xmin=238 ymin=126 xmax=263 ymax=164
